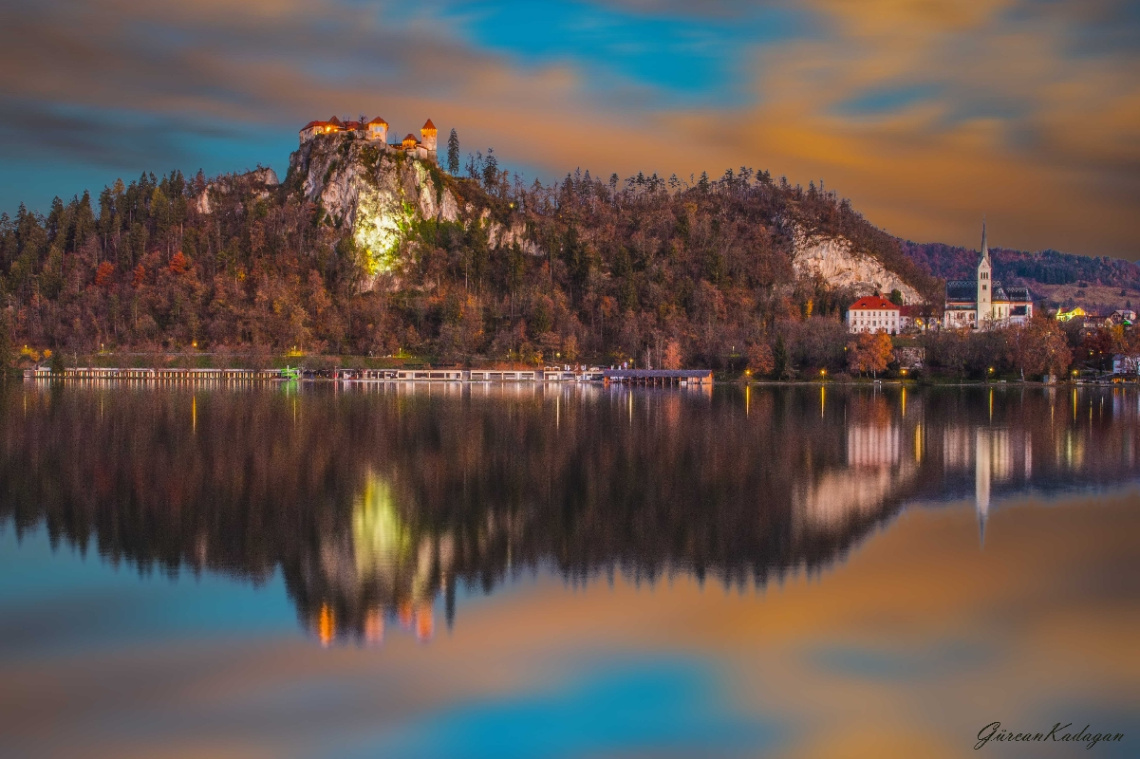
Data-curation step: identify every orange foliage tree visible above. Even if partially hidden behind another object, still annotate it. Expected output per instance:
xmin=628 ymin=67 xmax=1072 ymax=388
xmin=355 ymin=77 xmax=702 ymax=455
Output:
xmin=94 ymin=262 xmax=115 ymax=288
xmin=847 ymin=332 xmax=893 ymax=378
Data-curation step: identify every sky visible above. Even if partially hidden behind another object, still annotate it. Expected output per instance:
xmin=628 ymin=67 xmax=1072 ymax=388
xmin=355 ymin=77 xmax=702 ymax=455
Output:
xmin=0 ymin=0 xmax=1137 ymax=258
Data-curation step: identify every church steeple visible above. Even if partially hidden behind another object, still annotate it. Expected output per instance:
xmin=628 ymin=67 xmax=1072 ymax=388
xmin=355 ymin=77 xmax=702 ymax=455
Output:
xmin=976 ymin=218 xmax=992 ymax=327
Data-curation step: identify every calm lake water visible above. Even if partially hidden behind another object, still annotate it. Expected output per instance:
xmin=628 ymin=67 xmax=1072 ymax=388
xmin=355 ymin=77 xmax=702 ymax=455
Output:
xmin=0 ymin=382 xmax=1137 ymax=758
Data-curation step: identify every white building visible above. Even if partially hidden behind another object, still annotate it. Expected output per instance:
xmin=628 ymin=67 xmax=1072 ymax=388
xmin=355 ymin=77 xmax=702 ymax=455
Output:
xmin=847 ymin=295 xmax=901 ymax=335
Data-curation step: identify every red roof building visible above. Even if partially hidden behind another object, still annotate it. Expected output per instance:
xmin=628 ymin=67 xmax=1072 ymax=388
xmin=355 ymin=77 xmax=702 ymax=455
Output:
xmin=847 ymin=296 xmax=901 ymax=334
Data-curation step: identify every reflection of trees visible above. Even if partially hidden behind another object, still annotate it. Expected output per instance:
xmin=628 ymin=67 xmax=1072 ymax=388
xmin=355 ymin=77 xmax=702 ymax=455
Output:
xmin=1 ymin=383 xmax=1138 ymax=644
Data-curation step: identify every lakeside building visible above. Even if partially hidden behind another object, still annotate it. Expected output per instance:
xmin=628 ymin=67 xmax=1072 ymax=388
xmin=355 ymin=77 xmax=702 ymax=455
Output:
xmin=1057 ymin=307 xmax=1135 ymax=331
xmin=898 ymin=305 xmax=934 ymax=333
xmin=942 ymin=223 xmax=1033 ymax=330
xmin=847 ymin=295 xmax=901 ymax=334
xmin=298 ymin=116 xmax=438 ymax=163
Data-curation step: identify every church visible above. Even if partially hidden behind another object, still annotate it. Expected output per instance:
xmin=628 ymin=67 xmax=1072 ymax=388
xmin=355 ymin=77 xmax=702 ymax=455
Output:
xmin=942 ymin=224 xmax=1033 ymax=330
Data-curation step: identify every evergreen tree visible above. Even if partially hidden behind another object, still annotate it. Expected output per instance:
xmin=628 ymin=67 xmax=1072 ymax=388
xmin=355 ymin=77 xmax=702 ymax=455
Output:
xmin=446 ymin=129 xmax=460 ymax=175
xmin=482 ymin=148 xmax=498 ymax=190
xmin=0 ymin=312 xmax=11 ymax=378
xmin=773 ymin=335 xmax=789 ymax=379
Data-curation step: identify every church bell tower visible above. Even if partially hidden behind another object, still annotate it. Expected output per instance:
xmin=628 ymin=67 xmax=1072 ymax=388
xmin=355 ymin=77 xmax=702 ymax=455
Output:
xmin=976 ymin=221 xmax=991 ymax=328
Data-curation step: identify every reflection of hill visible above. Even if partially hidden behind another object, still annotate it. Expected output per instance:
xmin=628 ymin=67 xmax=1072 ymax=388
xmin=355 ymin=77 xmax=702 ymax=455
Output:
xmin=1 ymin=384 xmax=1138 ymax=644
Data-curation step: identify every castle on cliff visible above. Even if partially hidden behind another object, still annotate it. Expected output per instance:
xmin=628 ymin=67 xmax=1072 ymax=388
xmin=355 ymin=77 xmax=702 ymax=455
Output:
xmin=299 ymin=116 xmax=438 ymax=163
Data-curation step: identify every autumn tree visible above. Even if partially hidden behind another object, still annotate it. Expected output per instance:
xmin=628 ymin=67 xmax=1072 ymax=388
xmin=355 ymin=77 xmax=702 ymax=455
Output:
xmin=746 ymin=342 xmax=774 ymax=376
xmin=94 ymin=261 xmax=115 ymax=287
xmin=847 ymin=332 xmax=893 ymax=378
xmin=1032 ymin=317 xmax=1072 ymax=377
xmin=662 ymin=340 xmax=683 ymax=370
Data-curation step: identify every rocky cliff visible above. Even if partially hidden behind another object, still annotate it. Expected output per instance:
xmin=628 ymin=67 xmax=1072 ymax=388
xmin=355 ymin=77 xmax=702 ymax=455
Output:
xmin=792 ymin=230 xmax=922 ymax=305
xmin=287 ymin=135 xmax=461 ymax=277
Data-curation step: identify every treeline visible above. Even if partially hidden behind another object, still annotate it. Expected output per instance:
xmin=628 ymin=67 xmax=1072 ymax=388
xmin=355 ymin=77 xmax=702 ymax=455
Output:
xmin=917 ymin=318 xmax=1140 ymax=379
xmin=0 ymin=153 xmax=939 ymax=369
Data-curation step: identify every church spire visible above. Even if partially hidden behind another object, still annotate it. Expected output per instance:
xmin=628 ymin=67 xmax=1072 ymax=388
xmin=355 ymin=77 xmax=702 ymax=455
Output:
xmin=980 ymin=218 xmax=989 ymax=263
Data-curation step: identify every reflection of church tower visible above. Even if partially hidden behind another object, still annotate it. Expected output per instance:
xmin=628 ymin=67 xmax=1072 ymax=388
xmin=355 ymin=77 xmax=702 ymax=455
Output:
xmin=975 ymin=428 xmax=991 ymax=545
xmin=977 ymin=221 xmax=992 ymax=328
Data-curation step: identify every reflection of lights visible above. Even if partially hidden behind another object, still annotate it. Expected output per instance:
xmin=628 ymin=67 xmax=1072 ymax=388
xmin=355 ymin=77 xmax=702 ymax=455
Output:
xmin=353 ymin=474 xmax=410 ymax=576
xmin=398 ymin=601 xmax=414 ymax=629
xmin=415 ymin=603 xmax=434 ymax=642
xmin=364 ymin=608 xmax=385 ymax=645
xmin=317 ymin=603 xmax=335 ymax=648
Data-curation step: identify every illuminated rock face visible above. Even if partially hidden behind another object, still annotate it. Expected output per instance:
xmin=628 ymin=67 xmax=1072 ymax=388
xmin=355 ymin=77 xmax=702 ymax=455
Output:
xmin=288 ymin=134 xmax=460 ymax=281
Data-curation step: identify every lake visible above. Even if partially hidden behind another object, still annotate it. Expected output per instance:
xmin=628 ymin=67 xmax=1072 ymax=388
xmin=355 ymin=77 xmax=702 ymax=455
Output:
xmin=0 ymin=382 xmax=1136 ymax=758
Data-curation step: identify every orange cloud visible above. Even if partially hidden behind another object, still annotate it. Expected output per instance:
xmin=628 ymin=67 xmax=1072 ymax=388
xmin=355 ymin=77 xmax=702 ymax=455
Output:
xmin=0 ymin=0 xmax=1136 ymax=258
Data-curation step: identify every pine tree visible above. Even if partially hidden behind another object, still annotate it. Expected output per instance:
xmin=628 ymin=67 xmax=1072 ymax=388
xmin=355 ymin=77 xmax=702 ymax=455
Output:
xmin=773 ymin=335 xmax=789 ymax=379
xmin=446 ymin=129 xmax=460 ymax=175
xmin=0 ymin=312 xmax=11 ymax=378
xmin=482 ymin=148 xmax=498 ymax=190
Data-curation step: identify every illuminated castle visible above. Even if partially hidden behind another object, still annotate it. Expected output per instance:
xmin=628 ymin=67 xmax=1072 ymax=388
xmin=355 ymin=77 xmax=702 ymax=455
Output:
xmin=299 ymin=116 xmax=438 ymax=163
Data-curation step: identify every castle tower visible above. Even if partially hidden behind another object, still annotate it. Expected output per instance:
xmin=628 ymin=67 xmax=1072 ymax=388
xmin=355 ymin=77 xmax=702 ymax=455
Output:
xmin=366 ymin=116 xmax=388 ymax=144
xmin=976 ymin=220 xmax=992 ymax=328
xmin=420 ymin=119 xmax=438 ymax=157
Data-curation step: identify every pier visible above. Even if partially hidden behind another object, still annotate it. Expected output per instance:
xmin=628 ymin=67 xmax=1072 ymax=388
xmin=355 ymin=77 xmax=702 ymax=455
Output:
xmin=25 ymin=366 xmax=711 ymax=386
xmin=602 ymin=369 xmax=713 ymax=386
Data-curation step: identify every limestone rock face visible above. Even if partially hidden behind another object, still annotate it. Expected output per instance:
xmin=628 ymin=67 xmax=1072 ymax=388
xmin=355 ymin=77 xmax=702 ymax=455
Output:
xmin=792 ymin=232 xmax=922 ymax=304
xmin=195 ymin=166 xmax=279 ymax=215
xmin=289 ymin=135 xmax=457 ymax=228
xmin=288 ymin=134 xmax=460 ymax=280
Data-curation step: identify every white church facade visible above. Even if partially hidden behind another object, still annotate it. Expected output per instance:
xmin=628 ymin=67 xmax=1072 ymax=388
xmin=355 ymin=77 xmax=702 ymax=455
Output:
xmin=942 ymin=224 xmax=1033 ymax=330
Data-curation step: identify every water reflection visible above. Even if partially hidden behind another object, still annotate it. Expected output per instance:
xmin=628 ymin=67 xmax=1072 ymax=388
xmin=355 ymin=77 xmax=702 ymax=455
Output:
xmin=1 ymin=383 xmax=1138 ymax=645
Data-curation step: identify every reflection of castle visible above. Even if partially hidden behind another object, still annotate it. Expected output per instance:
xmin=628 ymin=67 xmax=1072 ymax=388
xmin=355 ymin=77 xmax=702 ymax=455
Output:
xmin=299 ymin=473 xmax=454 ymax=646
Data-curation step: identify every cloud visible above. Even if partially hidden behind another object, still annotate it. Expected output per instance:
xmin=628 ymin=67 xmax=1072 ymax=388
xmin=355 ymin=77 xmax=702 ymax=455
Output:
xmin=0 ymin=0 xmax=1137 ymax=257
xmin=1 ymin=490 xmax=1136 ymax=758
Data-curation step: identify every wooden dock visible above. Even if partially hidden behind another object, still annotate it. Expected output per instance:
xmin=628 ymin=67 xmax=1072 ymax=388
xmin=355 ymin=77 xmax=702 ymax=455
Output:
xmin=23 ymin=367 xmax=289 ymax=382
xmin=24 ymin=366 xmax=711 ymax=386
xmin=602 ymin=369 xmax=714 ymax=386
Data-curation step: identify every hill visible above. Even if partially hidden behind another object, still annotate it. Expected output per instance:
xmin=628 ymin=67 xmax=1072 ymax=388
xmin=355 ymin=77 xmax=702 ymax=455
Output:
xmin=0 ymin=136 xmax=944 ymax=369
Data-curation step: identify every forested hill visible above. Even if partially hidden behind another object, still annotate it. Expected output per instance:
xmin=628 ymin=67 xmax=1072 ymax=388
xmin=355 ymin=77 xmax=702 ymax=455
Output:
xmin=0 ymin=138 xmax=939 ymax=368
xmin=902 ymin=241 xmax=1140 ymax=310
